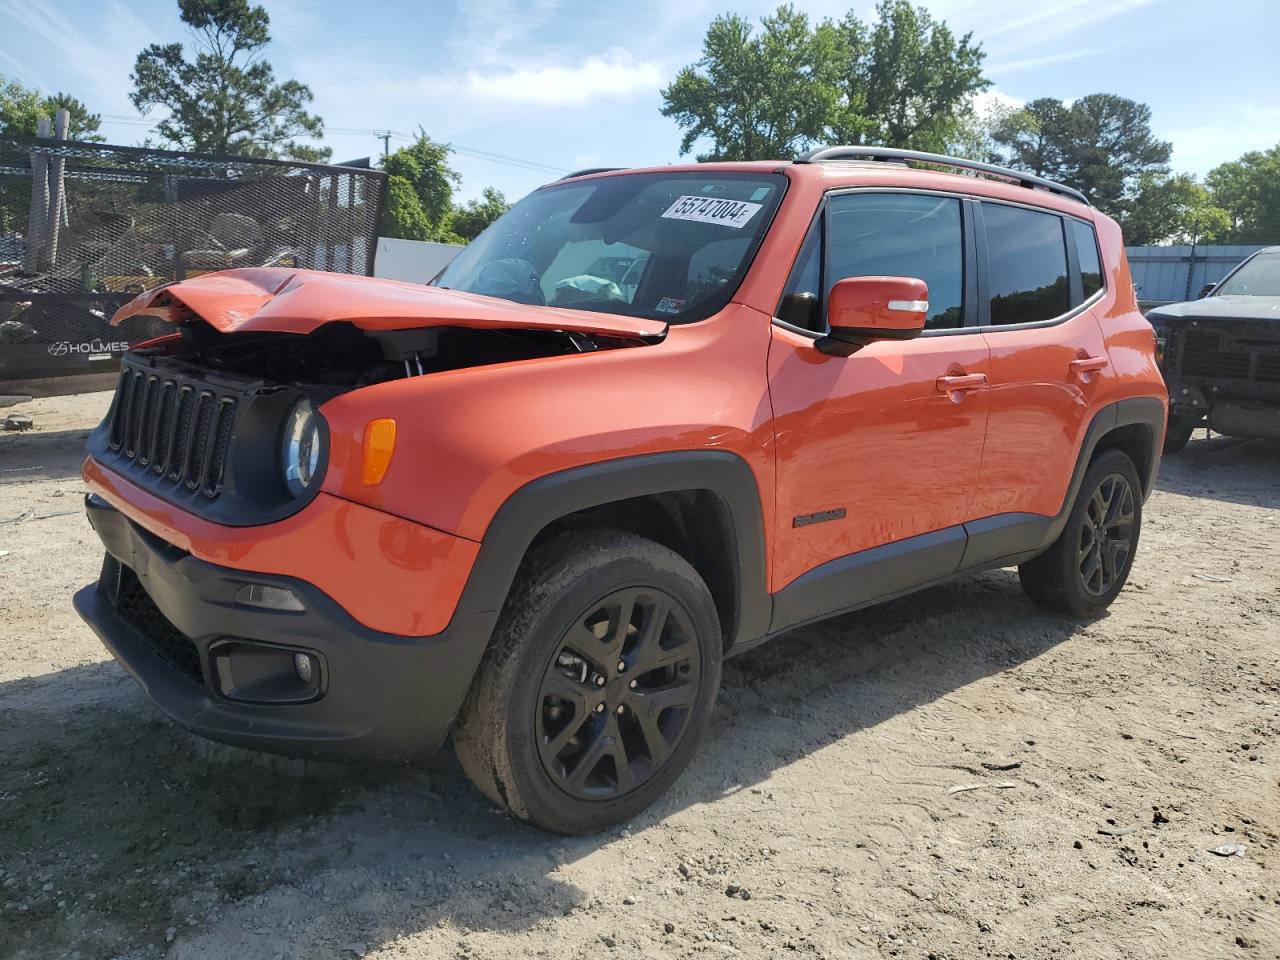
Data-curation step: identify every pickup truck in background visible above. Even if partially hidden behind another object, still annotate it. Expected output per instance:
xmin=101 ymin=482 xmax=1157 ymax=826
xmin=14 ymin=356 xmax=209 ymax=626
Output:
xmin=1148 ymin=246 xmax=1280 ymax=452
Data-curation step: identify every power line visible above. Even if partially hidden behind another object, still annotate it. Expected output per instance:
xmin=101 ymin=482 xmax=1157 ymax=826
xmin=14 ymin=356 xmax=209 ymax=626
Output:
xmin=328 ymin=126 xmax=569 ymax=174
xmin=101 ymin=119 xmax=571 ymax=175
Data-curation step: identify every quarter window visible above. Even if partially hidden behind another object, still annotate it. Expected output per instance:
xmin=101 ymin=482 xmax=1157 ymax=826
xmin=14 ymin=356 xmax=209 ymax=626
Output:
xmin=983 ymin=204 xmax=1069 ymax=325
xmin=826 ymin=194 xmax=965 ymax=330
xmin=1071 ymin=219 xmax=1104 ymax=299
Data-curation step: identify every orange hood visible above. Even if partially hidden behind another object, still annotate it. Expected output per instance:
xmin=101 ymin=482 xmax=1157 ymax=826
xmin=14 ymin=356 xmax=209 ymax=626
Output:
xmin=111 ymin=268 xmax=669 ymax=340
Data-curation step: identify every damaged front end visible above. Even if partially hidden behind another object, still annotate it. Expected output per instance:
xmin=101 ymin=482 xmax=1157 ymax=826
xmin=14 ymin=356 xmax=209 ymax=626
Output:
xmin=89 ymin=268 xmax=665 ymax=523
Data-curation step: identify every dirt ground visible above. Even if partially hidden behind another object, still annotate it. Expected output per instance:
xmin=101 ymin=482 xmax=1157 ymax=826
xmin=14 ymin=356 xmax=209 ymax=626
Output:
xmin=1 ymin=391 xmax=1277 ymax=960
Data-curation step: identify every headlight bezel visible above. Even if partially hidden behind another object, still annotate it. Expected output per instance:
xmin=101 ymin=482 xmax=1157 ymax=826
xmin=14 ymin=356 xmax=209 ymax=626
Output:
xmin=281 ymin=399 xmax=324 ymax=498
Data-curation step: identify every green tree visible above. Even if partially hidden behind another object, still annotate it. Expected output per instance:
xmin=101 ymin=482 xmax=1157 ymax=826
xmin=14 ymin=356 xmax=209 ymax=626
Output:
xmin=993 ymin=94 xmax=1171 ymax=216
xmin=379 ymin=131 xmax=461 ymax=242
xmin=829 ymin=0 xmax=988 ymax=152
xmin=1122 ymin=173 xmax=1230 ymax=245
xmin=660 ymin=5 xmax=845 ymax=160
xmin=0 ymin=75 xmax=102 ymax=140
xmin=947 ymin=96 xmax=1026 ymax=163
xmin=130 ymin=0 xmax=328 ymax=161
xmin=451 ymin=187 xmax=511 ymax=242
xmin=1205 ymin=144 xmax=1280 ymax=244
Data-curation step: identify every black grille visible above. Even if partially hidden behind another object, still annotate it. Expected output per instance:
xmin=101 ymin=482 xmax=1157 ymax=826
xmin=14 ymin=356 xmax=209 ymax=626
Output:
xmin=1179 ymin=330 xmax=1247 ymax=379
xmin=107 ymin=361 xmax=237 ymax=499
xmin=115 ymin=565 xmax=204 ymax=686
xmin=1256 ymin=354 xmax=1280 ymax=385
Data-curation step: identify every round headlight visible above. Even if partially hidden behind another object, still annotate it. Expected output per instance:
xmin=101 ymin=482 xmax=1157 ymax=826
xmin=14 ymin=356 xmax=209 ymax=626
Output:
xmin=281 ymin=401 xmax=322 ymax=497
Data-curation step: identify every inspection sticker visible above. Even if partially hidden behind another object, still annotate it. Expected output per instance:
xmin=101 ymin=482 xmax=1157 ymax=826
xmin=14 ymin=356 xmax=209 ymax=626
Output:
xmin=661 ymin=195 xmax=763 ymax=229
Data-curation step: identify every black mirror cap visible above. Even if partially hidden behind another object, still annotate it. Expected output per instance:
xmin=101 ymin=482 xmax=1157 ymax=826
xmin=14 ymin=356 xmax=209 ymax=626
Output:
xmin=1199 ymin=282 xmax=1217 ymax=299
xmin=778 ymin=292 xmax=821 ymax=332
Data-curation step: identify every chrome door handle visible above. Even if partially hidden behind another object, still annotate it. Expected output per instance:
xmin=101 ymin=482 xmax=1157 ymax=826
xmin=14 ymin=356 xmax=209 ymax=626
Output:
xmin=936 ymin=373 xmax=988 ymax=392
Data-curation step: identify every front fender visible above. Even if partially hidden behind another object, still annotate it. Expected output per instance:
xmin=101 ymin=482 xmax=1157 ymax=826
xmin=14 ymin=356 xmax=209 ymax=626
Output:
xmin=316 ymin=305 xmax=776 ymax=542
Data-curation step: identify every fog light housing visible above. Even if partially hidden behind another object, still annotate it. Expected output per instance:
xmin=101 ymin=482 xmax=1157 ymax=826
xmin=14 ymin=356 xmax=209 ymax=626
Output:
xmin=210 ymin=640 xmax=324 ymax=704
xmin=294 ymin=652 xmax=315 ymax=683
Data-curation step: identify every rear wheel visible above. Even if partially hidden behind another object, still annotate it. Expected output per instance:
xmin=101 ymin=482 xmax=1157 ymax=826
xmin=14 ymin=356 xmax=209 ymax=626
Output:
xmin=1019 ymin=449 xmax=1143 ymax=617
xmin=452 ymin=529 xmax=721 ymax=834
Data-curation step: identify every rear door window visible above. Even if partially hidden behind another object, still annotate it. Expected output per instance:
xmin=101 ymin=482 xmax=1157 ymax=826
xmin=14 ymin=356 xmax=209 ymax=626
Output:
xmin=983 ymin=204 xmax=1069 ymax=325
xmin=826 ymin=193 xmax=965 ymax=330
xmin=1071 ymin=219 xmax=1104 ymax=300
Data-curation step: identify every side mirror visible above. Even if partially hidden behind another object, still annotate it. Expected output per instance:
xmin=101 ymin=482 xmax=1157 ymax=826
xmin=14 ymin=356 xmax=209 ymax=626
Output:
xmin=816 ymin=276 xmax=929 ymax=357
xmin=1198 ymin=282 xmax=1216 ymax=299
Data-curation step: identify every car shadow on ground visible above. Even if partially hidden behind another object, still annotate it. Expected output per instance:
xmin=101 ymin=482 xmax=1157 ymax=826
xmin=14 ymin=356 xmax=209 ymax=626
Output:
xmin=0 ymin=567 xmax=1088 ymax=959
xmin=0 ymin=427 xmax=94 ymax=485
xmin=1157 ymin=434 xmax=1280 ymax=508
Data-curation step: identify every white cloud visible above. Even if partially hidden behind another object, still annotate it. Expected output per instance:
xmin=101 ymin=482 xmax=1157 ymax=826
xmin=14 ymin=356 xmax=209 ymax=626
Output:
xmin=448 ymin=0 xmax=565 ymax=66
xmin=988 ymin=48 xmax=1101 ymax=74
xmin=981 ymin=0 xmax=1158 ymax=53
xmin=969 ymin=88 xmax=1025 ymax=120
xmin=453 ymin=49 xmax=662 ymax=106
xmin=308 ymin=47 xmax=663 ymax=124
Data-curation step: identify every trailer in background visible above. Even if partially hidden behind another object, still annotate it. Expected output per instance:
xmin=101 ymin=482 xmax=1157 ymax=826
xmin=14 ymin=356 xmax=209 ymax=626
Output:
xmin=1 ymin=129 xmax=386 ymax=395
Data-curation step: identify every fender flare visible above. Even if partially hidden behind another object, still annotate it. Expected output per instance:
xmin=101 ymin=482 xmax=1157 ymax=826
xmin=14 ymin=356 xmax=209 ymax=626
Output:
xmin=451 ymin=450 xmax=772 ymax=645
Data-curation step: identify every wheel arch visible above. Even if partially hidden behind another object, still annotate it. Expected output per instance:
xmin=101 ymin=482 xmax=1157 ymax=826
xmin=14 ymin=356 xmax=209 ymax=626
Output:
xmin=1088 ymin=397 xmax=1165 ymax=500
xmin=452 ymin=451 xmax=772 ymax=652
xmin=1041 ymin=396 xmax=1165 ymax=547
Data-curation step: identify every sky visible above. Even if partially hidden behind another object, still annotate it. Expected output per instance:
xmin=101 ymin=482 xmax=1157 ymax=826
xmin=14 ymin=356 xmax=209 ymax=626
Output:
xmin=1 ymin=0 xmax=1277 ymax=203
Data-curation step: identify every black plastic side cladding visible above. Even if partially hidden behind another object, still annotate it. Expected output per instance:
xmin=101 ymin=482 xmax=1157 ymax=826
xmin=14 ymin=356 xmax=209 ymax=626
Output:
xmin=450 ymin=451 xmax=773 ymax=649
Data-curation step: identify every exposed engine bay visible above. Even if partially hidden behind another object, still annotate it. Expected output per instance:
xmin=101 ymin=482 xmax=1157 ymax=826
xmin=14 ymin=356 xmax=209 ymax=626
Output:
xmin=166 ymin=319 xmax=649 ymax=399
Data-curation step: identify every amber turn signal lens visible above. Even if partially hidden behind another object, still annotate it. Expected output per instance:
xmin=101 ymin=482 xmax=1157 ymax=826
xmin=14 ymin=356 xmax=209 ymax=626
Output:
xmin=361 ymin=418 xmax=396 ymax=485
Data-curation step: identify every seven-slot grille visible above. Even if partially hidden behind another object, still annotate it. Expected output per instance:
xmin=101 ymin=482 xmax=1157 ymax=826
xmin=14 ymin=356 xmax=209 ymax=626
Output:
xmin=107 ymin=361 xmax=238 ymax=498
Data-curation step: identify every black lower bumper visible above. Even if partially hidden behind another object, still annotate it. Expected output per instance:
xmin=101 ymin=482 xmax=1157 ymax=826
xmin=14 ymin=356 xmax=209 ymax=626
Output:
xmin=74 ymin=495 xmax=493 ymax=761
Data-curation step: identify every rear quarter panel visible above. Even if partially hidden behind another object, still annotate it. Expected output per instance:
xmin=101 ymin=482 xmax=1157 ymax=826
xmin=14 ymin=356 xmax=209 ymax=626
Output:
xmin=1093 ymin=214 xmax=1168 ymax=414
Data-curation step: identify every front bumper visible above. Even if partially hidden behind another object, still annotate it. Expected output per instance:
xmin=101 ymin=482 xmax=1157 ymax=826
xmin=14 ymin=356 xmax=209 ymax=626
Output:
xmin=75 ymin=495 xmax=493 ymax=760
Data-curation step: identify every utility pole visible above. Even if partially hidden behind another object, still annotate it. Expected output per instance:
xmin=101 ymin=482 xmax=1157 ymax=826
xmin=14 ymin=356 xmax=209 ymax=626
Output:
xmin=375 ymin=131 xmax=392 ymax=158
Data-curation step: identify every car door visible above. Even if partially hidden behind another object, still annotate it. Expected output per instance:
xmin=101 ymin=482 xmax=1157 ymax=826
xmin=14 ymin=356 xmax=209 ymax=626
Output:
xmin=767 ymin=191 xmax=992 ymax=626
xmin=967 ymin=202 xmax=1114 ymax=542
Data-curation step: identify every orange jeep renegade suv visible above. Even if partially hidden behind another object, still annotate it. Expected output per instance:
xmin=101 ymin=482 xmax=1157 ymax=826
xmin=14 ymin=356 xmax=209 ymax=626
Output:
xmin=75 ymin=147 xmax=1167 ymax=834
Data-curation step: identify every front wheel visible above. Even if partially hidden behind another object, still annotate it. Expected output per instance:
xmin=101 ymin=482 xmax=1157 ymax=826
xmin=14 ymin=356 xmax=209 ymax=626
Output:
xmin=1019 ymin=449 xmax=1143 ymax=618
xmin=452 ymin=530 xmax=722 ymax=834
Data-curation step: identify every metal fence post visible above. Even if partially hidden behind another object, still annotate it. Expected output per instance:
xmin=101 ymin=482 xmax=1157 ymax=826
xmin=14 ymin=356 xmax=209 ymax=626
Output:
xmin=21 ymin=117 xmax=52 ymax=275
xmin=40 ymin=109 xmax=71 ymax=273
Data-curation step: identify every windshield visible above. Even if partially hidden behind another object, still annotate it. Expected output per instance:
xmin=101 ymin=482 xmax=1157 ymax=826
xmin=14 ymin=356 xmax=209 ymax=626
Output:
xmin=1216 ymin=252 xmax=1280 ymax=297
xmin=433 ymin=172 xmax=787 ymax=323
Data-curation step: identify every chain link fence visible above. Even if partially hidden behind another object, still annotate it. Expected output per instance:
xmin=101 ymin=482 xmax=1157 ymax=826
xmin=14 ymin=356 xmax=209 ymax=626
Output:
xmin=1 ymin=135 xmax=386 ymax=386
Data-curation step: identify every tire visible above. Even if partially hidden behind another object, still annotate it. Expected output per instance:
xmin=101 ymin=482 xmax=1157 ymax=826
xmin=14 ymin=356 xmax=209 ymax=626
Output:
xmin=452 ymin=529 xmax=722 ymax=835
xmin=1018 ymin=449 xmax=1143 ymax=618
xmin=1163 ymin=414 xmax=1199 ymax=454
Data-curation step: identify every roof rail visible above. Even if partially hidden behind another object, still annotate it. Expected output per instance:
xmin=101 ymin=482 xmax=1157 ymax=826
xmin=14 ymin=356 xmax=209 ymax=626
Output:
xmin=795 ymin=146 xmax=1089 ymax=206
xmin=558 ymin=167 xmax=624 ymax=181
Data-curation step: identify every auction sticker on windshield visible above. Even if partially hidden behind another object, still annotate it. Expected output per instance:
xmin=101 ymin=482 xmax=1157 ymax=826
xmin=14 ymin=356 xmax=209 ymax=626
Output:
xmin=661 ymin=195 xmax=763 ymax=229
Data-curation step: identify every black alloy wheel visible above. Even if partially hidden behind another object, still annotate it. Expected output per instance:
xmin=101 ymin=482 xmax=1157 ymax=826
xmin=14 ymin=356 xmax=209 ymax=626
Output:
xmin=535 ymin=587 xmax=702 ymax=801
xmin=1018 ymin=448 xmax=1144 ymax=618
xmin=1077 ymin=473 xmax=1136 ymax=597
xmin=452 ymin=529 xmax=722 ymax=834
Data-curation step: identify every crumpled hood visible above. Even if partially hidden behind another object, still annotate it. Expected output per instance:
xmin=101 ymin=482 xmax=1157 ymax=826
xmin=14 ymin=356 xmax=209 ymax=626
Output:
xmin=110 ymin=267 xmax=669 ymax=340
xmin=1147 ymin=295 xmax=1280 ymax=322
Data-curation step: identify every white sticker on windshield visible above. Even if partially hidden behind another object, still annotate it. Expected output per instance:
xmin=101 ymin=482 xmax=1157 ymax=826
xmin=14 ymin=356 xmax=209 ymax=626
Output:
xmin=661 ymin=195 xmax=763 ymax=229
